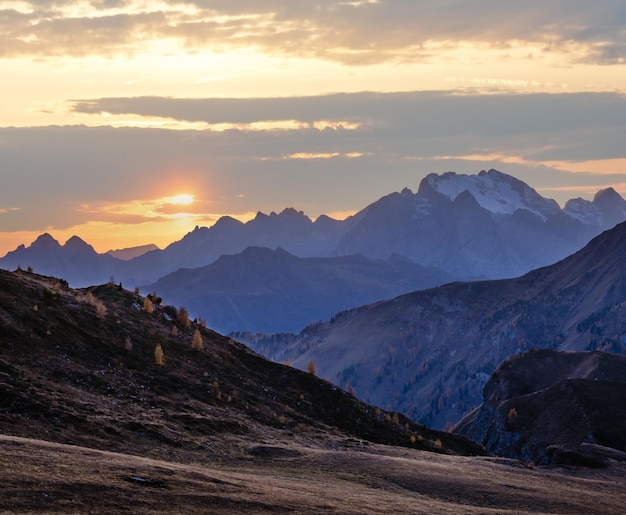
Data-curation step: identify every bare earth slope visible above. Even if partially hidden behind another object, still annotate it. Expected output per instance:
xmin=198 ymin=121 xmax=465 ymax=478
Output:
xmin=1 ymin=270 xmax=625 ymax=512
xmin=0 ymin=269 xmax=480 ymax=459
xmin=3 ymin=434 xmax=626 ymax=514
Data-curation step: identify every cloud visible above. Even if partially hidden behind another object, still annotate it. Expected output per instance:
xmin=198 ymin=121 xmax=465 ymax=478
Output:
xmin=2 ymin=89 xmax=626 ymax=238
xmin=2 ymin=1 xmax=626 ymax=64
xmin=69 ymin=91 xmax=626 ymax=160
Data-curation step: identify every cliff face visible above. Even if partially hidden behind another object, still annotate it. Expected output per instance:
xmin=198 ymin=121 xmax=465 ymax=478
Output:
xmin=453 ymin=350 xmax=626 ymax=466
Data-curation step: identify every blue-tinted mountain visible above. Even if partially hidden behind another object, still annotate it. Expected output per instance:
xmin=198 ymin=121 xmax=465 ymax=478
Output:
xmin=0 ymin=234 xmax=122 ymax=286
xmin=144 ymin=247 xmax=454 ymax=333
xmin=336 ymin=170 xmax=626 ymax=278
xmin=121 ymin=208 xmax=355 ymax=285
xmin=106 ymin=243 xmax=159 ymax=260
xmin=2 ymin=168 xmax=626 ymax=316
xmin=246 ymin=221 xmax=626 ymax=429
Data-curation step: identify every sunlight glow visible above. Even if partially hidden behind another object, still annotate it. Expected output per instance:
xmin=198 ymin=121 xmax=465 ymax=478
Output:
xmin=165 ymin=194 xmax=194 ymax=206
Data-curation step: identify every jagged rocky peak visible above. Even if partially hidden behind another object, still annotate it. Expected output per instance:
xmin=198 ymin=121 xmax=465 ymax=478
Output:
xmin=30 ymin=233 xmax=61 ymax=249
xmin=276 ymin=207 xmax=312 ymax=221
xmin=593 ymin=186 xmax=622 ymax=203
xmin=188 ymin=225 xmax=210 ymax=235
xmin=64 ymin=235 xmax=96 ymax=253
xmin=563 ymin=197 xmax=599 ymax=224
xmin=565 ymin=187 xmax=626 ymax=226
xmin=419 ymin=169 xmax=560 ymax=219
xmin=593 ymin=186 xmax=626 ymax=215
xmin=212 ymin=215 xmax=244 ymax=230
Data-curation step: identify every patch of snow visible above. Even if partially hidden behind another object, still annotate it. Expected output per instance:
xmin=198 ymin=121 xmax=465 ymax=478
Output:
xmin=563 ymin=198 xmax=600 ymax=225
xmin=425 ymin=170 xmax=557 ymax=220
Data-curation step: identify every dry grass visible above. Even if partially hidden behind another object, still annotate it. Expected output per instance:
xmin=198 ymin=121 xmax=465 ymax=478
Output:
xmin=1 ymin=434 xmax=625 ymax=514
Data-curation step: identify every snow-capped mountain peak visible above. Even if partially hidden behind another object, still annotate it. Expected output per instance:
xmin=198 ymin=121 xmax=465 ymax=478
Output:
xmin=423 ymin=169 xmax=560 ymax=220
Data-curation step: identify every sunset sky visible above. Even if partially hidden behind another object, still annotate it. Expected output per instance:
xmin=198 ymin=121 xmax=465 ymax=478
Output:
xmin=2 ymin=1 xmax=626 ymax=255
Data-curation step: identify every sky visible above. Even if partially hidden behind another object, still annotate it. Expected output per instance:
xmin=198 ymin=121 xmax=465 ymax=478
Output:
xmin=2 ymin=0 xmax=626 ymax=255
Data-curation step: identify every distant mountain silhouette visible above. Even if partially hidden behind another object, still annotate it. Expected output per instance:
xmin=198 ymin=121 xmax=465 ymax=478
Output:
xmin=0 ymin=233 xmax=121 ymax=286
xmin=2 ymin=169 xmax=626 ymax=336
xmin=106 ymin=243 xmax=159 ymax=261
xmin=144 ymin=247 xmax=454 ymax=333
xmin=120 ymin=208 xmax=354 ymax=286
xmin=246 ymin=221 xmax=626 ymax=429
xmin=454 ymin=350 xmax=626 ymax=467
xmin=336 ymin=169 xmax=626 ymax=278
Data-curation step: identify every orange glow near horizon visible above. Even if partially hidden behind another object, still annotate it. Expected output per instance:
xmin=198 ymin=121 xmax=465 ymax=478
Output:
xmin=0 ymin=210 xmax=260 ymax=257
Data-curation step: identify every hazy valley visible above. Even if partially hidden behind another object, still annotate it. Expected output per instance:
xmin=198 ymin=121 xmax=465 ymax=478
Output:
xmin=247 ymin=220 xmax=626 ymax=429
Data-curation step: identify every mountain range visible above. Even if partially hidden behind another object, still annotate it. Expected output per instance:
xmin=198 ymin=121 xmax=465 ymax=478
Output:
xmin=2 ymin=169 xmax=626 ymax=334
xmin=244 ymin=220 xmax=626 ymax=429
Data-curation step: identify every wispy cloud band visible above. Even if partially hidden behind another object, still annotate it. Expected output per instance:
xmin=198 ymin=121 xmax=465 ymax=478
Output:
xmin=2 ymin=1 xmax=626 ymax=64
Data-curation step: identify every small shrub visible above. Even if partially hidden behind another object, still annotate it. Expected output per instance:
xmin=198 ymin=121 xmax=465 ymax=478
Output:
xmin=143 ymin=297 xmax=154 ymax=313
xmin=96 ymin=301 xmax=107 ymax=319
xmin=177 ymin=306 xmax=191 ymax=328
xmin=80 ymin=291 xmax=96 ymax=306
xmin=507 ymin=407 xmax=519 ymax=428
xmin=148 ymin=292 xmax=162 ymax=305
xmin=154 ymin=344 xmax=165 ymax=365
xmin=345 ymin=381 xmax=356 ymax=396
xmin=306 ymin=360 xmax=317 ymax=375
xmin=192 ymin=329 xmax=203 ymax=350
xmin=42 ymin=288 xmax=58 ymax=304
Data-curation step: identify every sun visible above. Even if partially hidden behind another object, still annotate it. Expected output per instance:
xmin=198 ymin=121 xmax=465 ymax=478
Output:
xmin=166 ymin=194 xmax=194 ymax=206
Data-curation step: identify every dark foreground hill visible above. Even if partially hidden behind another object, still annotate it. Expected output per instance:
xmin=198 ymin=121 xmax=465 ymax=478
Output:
xmin=0 ymin=269 xmax=480 ymax=459
xmin=2 ymin=270 xmax=626 ymax=513
xmin=454 ymin=350 xmax=626 ymax=467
